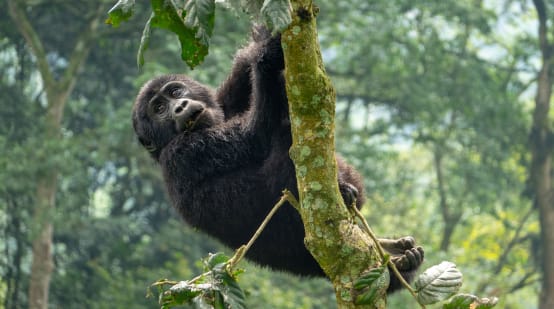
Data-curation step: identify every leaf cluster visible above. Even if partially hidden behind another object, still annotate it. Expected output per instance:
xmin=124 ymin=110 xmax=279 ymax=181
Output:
xmin=353 ymin=208 xmax=495 ymax=308
xmin=353 ymin=266 xmax=389 ymax=305
xmin=152 ymin=253 xmax=246 ymax=309
xmin=107 ymin=0 xmax=292 ymax=68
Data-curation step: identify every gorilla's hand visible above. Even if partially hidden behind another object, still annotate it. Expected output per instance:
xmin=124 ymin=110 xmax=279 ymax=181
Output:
xmin=379 ymin=236 xmax=424 ymax=292
xmin=252 ymin=26 xmax=284 ymax=72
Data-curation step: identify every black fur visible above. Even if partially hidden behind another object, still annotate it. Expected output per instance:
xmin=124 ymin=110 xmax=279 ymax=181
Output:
xmin=132 ymin=26 xmax=422 ymax=292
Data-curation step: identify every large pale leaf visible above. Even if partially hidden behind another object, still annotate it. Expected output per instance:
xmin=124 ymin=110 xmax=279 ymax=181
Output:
xmin=415 ymin=261 xmax=463 ymax=305
xmin=260 ymin=0 xmax=292 ymax=33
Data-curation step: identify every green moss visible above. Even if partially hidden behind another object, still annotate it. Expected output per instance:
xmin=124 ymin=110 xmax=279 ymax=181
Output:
xmin=314 ymin=197 xmax=328 ymax=210
xmin=319 ymin=109 xmax=332 ymax=124
xmin=300 ymin=145 xmax=311 ymax=160
xmin=291 ymin=85 xmax=300 ymax=96
xmin=297 ymin=165 xmax=307 ymax=177
xmin=310 ymin=181 xmax=322 ymax=191
xmin=311 ymin=94 xmax=321 ymax=104
xmin=313 ymin=156 xmax=325 ymax=167
xmin=340 ymin=289 xmax=352 ymax=301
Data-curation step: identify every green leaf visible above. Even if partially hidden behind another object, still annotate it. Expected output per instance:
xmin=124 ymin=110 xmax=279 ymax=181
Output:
xmin=443 ymin=294 xmax=499 ymax=309
xmin=415 ymin=261 xmax=463 ymax=305
xmin=149 ymin=0 xmax=211 ymax=69
xmin=184 ymin=0 xmax=216 ymax=46
xmin=168 ymin=282 xmax=204 ymax=303
xmin=137 ymin=13 xmax=153 ymax=68
xmin=213 ymin=291 xmax=226 ymax=309
xmin=353 ymin=266 xmax=389 ymax=305
xmin=205 ymin=252 xmax=230 ymax=270
xmin=160 ymin=281 xmax=208 ymax=307
xmin=153 ymin=252 xmax=246 ymax=308
xmin=212 ymin=264 xmax=247 ymax=309
xmin=106 ymin=0 xmax=136 ymax=27
xmin=353 ymin=266 xmax=386 ymax=290
xmin=260 ymin=0 xmax=292 ymax=33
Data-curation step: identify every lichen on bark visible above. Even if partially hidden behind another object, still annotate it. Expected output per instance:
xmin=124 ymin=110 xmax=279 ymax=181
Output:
xmin=282 ymin=1 xmax=386 ymax=308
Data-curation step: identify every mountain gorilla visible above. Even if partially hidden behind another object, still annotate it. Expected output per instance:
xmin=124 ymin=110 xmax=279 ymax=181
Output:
xmin=132 ymin=26 xmax=423 ymax=292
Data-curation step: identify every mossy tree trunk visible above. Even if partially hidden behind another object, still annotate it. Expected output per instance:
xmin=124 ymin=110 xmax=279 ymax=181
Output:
xmin=282 ymin=1 xmax=385 ymax=308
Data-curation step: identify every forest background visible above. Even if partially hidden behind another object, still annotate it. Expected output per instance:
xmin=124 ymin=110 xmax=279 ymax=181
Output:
xmin=1 ymin=1 xmax=552 ymax=308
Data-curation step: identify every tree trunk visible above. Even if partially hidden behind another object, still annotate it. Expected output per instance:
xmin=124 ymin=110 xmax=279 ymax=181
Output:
xmin=28 ymin=177 xmax=56 ymax=309
xmin=6 ymin=2 xmax=103 ymax=308
xmin=530 ymin=1 xmax=554 ymax=308
xmin=284 ymin=1 xmax=383 ymax=307
xmin=433 ymin=150 xmax=461 ymax=251
xmin=533 ymin=48 xmax=554 ymax=309
xmin=4 ymin=198 xmax=25 ymax=309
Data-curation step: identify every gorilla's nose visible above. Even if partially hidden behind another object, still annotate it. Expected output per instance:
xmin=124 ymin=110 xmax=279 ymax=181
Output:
xmin=173 ymin=99 xmax=189 ymax=115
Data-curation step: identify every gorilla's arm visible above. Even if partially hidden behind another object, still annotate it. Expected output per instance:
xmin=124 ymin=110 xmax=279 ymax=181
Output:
xmin=246 ymin=32 xmax=286 ymax=136
xmin=215 ymin=27 xmax=277 ymax=119
xmin=160 ymin=33 xmax=285 ymax=182
xmin=215 ymin=53 xmax=252 ymax=119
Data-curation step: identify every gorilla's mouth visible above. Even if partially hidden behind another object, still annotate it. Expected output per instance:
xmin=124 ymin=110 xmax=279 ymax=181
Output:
xmin=184 ymin=109 xmax=205 ymax=131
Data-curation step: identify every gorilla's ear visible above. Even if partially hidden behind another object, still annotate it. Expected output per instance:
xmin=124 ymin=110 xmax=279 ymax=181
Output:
xmin=139 ymin=137 xmax=157 ymax=153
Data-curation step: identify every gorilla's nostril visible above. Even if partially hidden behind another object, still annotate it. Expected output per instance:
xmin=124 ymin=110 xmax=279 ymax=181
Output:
xmin=174 ymin=100 xmax=188 ymax=115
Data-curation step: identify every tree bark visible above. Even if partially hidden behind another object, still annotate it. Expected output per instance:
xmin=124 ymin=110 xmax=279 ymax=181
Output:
xmin=283 ymin=1 xmax=383 ymax=307
xmin=6 ymin=1 xmax=104 ymax=308
xmin=28 ymin=177 xmax=56 ymax=309
xmin=433 ymin=150 xmax=462 ymax=252
xmin=530 ymin=1 xmax=554 ymax=308
xmin=4 ymin=198 xmax=25 ymax=309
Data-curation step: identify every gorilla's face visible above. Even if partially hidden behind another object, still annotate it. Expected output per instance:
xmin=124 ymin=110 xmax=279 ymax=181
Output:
xmin=132 ymin=75 xmax=224 ymax=158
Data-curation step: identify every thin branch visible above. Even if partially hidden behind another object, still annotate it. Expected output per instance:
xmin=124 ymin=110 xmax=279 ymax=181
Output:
xmin=508 ymin=271 xmax=540 ymax=294
xmin=494 ymin=206 xmax=535 ymax=275
xmin=351 ymin=206 xmax=425 ymax=309
xmin=59 ymin=5 xmax=105 ymax=93
xmin=7 ymin=0 xmax=55 ymax=89
xmin=228 ymin=190 xmax=298 ymax=269
xmin=532 ymin=0 xmax=549 ymax=56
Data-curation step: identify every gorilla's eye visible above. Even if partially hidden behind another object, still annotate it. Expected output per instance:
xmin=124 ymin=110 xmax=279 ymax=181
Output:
xmin=170 ymin=88 xmax=183 ymax=98
xmin=161 ymin=81 xmax=187 ymax=98
xmin=153 ymin=102 xmax=166 ymax=114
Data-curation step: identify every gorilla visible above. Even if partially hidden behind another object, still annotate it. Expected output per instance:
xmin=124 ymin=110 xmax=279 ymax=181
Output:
xmin=132 ymin=26 xmax=423 ymax=292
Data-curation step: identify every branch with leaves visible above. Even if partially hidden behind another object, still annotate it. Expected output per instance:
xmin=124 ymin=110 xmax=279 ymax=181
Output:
xmin=149 ymin=190 xmax=298 ymax=309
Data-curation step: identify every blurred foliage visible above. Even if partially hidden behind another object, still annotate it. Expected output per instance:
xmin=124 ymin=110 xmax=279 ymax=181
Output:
xmin=0 ymin=0 xmax=544 ymax=308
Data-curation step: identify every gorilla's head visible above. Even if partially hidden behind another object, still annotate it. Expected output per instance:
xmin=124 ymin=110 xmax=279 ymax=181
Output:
xmin=132 ymin=74 xmax=224 ymax=159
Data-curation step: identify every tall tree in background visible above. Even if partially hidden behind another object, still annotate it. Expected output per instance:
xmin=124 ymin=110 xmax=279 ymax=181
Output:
xmin=6 ymin=1 xmax=105 ymax=308
xmin=530 ymin=1 xmax=554 ymax=308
